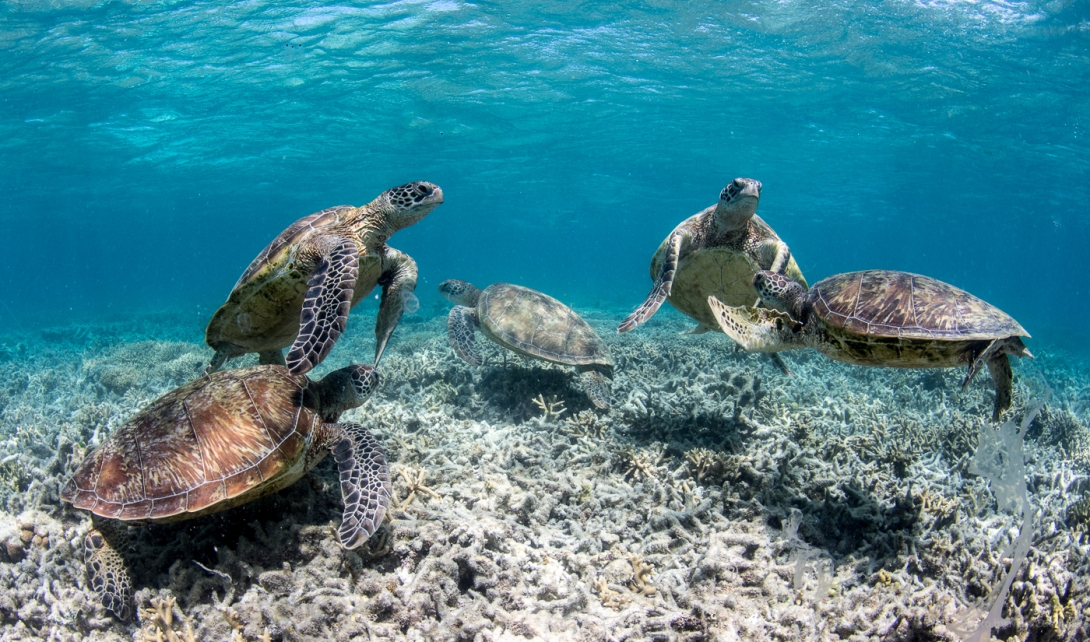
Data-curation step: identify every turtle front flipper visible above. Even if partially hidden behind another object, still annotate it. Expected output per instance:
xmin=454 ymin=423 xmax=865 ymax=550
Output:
xmin=707 ymin=296 xmax=803 ymax=353
xmin=618 ymin=231 xmax=684 ymax=333
xmin=84 ymin=524 xmax=133 ymax=621
xmin=374 ymin=247 xmax=418 ymax=366
xmin=448 ymin=306 xmax=482 ymax=365
xmin=579 ymin=368 xmax=612 ymax=409
xmin=330 ymin=422 xmax=392 ymax=549
xmin=757 ymin=238 xmax=792 ymax=274
xmin=287 ymin=236 xmax=359 ymax=375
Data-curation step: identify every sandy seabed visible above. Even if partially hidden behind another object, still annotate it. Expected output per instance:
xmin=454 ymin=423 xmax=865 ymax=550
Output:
xmin=0 ymin=306 xmax=1088 ymax=642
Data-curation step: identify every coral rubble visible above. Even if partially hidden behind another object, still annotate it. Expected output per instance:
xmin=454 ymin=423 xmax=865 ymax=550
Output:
xmin=0 ymin=307 xmax=1088 ymax=640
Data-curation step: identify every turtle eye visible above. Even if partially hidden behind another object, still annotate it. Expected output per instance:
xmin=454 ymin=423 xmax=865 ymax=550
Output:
xmin=415 ymin=183 xmax=431 ymax=195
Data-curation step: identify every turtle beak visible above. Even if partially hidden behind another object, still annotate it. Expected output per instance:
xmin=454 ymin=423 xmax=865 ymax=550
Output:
xmin=740 ymin=180 xmax=761 ymax=199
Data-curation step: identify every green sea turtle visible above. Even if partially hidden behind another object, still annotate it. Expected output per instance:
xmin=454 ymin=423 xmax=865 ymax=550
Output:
xmin=205 ymin=181 xmax=444 ymax=375
xmin=617 ymin=178 xmax=806 ymax=373
xmin=618 ymin=178 xmax=806 ymax=334
xmin=708 ymin=270 xmax=1032 ymax=420
xmin=439 ymin=280 xmax=614 ymax=409
xmin=61 ymin=364 xmax=391 ymax=620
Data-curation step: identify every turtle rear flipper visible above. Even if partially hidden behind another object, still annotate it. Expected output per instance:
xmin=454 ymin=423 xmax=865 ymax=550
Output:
xmin=374 ymin=247 xmax=418 ymax=366
xmin=708 ymin=296 xmax=803 ymax=353
xmin=85 ymin=525 xmax=132 ymax=621
xmin=579 ymin=368 xmax=612 ymax=410
xmin=768 ymin=353 xmax=793 ymax=376
xmin=987 ymin=353 xmax=1014 ymax=422
xmin=448 ymin=306 xmax=482 ymax=365
xmin=618 ymin=231 xmax=683 ymax=333
xmin=331 ymin=423 xmax=392 ymax=549
xmin=286 ymin=237 xmax=359 ymax=375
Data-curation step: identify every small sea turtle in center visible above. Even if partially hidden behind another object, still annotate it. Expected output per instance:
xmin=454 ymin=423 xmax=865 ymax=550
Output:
xmin=617 ymin=178 xmax=806 ymax=373
xmin=439 ymin=280 xmax=614 ymax=409
xmin=61 ymin=364 xmax=391 ymax=619
xmin=205 ymin=181 xmax=444 ymax=375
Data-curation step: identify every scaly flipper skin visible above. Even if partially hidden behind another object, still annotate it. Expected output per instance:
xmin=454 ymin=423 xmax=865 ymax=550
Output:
xmin=84 ymin=525 xmax=132 ymax=621
xmin=758 ymin=238 xmax=791 ymax=275
xmin=579 ymin=368 xmax=612 ymax=409
xmin=707 ymin=296 xmax=803 ymax=353
xmin=448 ymin=306 xmax=481 ymax=365
xmin=331 ymin=422 xmax=392 ymax=549
xmin=986 ymin=352 xmax=1014 ymax=422
xmin=374 ymin=247 xmax=418 ymax=366
xmin=286 ymin=236 xmax=359 ymax=375
xmin=618 ymin=231 xmax=684 ymax=333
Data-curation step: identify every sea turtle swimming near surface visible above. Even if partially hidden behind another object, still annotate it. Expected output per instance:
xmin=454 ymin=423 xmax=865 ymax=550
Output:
xmin=205 ymin=181 xmax=444 ymax=375
xmin=439 ymin=280 xmax=614 ymax=409
xmin=617 ymin=178 xmax=806 ymax=373
xmin=708 ymin=270 xmax=1032 ymax=420
xmin=61 ymin=364 xmax=391 ymax=619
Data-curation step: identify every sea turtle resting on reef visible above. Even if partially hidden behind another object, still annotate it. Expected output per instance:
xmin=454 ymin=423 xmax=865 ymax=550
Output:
xmin=205 ymin=181 xmax=444 ymax=375
xmin=617 ymin=178 xmax=806 ymax=373
xmin=708 ymin=270 xmax=1032 ymax=420
xmin=439 ymin=280 xmax=614 ymax=409
xmin=60 ymin=364 xmax=392 ymax=620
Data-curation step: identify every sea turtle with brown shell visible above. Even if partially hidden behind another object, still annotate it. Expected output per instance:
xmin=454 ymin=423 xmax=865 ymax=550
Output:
xmin=617 ymin=178 xmax=806 ymax=372
xmin=708 ymin=270 xmax=1032 ymax=420
xmin=439 ymin=280 xmax=614 ymax=409
xmin=61 ymin=364 xmax=391 ymax=620
xmin=205 ymin=181 xmax=444 ymax=375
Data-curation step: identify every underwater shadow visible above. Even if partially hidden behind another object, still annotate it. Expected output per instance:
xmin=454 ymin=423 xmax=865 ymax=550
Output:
xmin=103 ymin=457 xmax=388 ymax=613
xmin=471 ymin=365 xmax=597 ymax=423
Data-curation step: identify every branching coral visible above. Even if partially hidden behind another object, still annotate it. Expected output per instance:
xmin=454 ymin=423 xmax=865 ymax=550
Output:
xmin=564 ymin=410 xmax=608 ymax=439
xmin=532 ymin=394 xmax=566 ymax=421
xmin=628 ymin=555 xmax=656 ymax=596
xmin=684 ymin=448 xmax=724 ymax=484
xmin=593 ymin=577 xmax=629 ymax=609
xmin=393 ymin=465 xmax=441 ymax=510
xmin=621 ymin=443 xmax=667 ymax=481
xmin=137 ymin=596 xmax=195 ymax=642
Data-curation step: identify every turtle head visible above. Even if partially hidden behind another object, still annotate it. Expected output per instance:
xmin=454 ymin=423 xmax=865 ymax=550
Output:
xmin=378 ymin=181 xmax=444 ymax=231
xmin=316 ymin=365 xmax=381 ymax=422
xmin=753 ymin=271 xmax=807 ymax=318
xmin=714 ymin=178 xmax=762 ymax=230
xmin=438 ymin=279 xmax=482 ymax=307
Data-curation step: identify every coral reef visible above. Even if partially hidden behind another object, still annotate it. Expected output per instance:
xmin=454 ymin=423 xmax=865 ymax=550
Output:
xmin=0 ymin=307 xmax=1088 ymax=640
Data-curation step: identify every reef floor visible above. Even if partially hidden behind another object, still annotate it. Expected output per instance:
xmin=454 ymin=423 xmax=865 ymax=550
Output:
xmin=0 ymin=307 xmax=1088 ymax=641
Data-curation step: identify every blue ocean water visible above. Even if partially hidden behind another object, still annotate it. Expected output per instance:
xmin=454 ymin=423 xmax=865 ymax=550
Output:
xmin=1 ymin=1 xmax=1087 ymax=355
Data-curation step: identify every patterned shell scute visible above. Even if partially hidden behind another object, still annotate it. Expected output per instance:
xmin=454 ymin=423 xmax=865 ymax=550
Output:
xmin=478 ymin=283 xmax=612 ymax=366
xmin=235 ymin=206 xmax=350 ymax=288
xmin=812 ymin=271 xmax=1029 ymax=341
xmin=65 ymin=367 xmax=318 ymax=521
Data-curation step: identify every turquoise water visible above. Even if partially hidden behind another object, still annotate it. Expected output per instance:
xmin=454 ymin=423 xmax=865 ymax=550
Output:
xmin=1 ymin=1 xmax=1088 ymax=354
